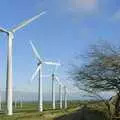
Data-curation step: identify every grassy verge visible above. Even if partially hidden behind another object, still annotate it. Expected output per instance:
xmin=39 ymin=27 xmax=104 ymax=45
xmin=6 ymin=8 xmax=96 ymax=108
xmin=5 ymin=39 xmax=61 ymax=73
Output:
xmin=0 ymin=102 xmax=80 ymax=120
xmin=0 ymin=100 xmax=110 ymax=120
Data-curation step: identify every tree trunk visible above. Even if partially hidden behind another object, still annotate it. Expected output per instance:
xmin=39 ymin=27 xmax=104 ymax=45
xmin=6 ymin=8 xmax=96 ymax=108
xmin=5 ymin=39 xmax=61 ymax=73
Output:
xmin=106 ymin=101 xmax=112 ymax=120
xmin=114 ymin=92 xmax=120 ymax=117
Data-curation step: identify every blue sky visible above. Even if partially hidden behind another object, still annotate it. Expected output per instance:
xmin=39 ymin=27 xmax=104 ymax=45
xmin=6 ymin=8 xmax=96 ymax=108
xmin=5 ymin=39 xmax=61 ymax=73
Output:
xmin=0 ymin=0 xmax=120 ymax=99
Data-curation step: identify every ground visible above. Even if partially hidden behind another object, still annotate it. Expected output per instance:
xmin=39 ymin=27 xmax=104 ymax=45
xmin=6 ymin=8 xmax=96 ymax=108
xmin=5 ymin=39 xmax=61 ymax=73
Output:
xmin=0 ymin=101 xmax=109 ymax=120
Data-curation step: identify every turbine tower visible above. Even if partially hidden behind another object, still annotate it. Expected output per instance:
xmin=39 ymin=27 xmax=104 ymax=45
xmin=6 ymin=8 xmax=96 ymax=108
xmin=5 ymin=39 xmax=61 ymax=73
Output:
xmin=20 ymin=96 xmax=23 ymax=108
xmin=64 ymin=86 xmax=67 ymax=109
xmin=52 ymin=73 xmax=55 ymax=110
xmin=59 ymin=84 xmax=63 ymax=109
xmin=0 ymin=92 xmax=1 ymax=111
xmin=55 ymin=76 xmax=63 ymax=109
xmin=30 ymin=41 xmax=60 ymax=112
xmin=0 ymin=86 xmax=2 ymax=111
xmin=51 ymin=65 xmax=60 ymax=110
xmin=14 ymin=87 xmax=17 ymax=109
xmin=14 ymin=99 xmax=17 ymax=109
xmin=0 ymin=11 xmax=46 ymax=115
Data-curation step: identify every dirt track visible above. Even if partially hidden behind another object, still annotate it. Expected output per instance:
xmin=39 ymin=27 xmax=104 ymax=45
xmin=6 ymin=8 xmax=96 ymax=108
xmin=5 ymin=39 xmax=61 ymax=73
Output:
xmin=55 ymin=107 xmax=107 ymax=120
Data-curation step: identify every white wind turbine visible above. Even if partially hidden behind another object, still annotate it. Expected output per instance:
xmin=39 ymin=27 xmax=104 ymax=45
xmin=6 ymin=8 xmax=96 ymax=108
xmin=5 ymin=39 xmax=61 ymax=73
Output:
xmin=30 ymin=41 xmax=60 ymax=112
xmin=0 ymin=87 xmax=1 ymax=111
xmin=13 ymin=87 xmax=17 ymax=109
xmin=0 ymin=92 xmax=1 ymax=111
xmin=55 ymin=76 xmax=63 ymax=109
xmin=55 ymin=77 xmax=68 ymax=109
xmin=41 ymin=65 xmax=61 ymax=110
xmin=14 ymin=99 xmax=17 ymax=109
xmin=62 ymin=78 xmax=82 ymax=109
xmin=51 ymin=64 xmax=61 ymax=110
xmin=64 ymin=86 xmax=67 ymax=109
xmin=19 ymin=96 xmax=23 ymax=108
xmin=0 ymin=11 xmax=46 ymax=115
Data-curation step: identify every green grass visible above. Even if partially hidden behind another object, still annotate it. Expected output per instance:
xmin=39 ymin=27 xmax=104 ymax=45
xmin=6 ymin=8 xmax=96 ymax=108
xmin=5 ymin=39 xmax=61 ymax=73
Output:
xmin=0 ymin=101 xmax=110 ymax=120
xmin=0 ymin=101 xmax=80 ymax=120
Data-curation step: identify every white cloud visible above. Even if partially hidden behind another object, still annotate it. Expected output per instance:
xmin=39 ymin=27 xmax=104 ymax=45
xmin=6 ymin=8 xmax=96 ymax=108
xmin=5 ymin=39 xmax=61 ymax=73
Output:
xmin=69 ymin=0 xmax=98 ymax=13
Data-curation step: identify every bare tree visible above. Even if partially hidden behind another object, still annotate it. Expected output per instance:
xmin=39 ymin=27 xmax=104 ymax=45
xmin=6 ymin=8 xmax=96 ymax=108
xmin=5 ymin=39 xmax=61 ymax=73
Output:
xmin=71 ymin=42 xmax=120 ymax=117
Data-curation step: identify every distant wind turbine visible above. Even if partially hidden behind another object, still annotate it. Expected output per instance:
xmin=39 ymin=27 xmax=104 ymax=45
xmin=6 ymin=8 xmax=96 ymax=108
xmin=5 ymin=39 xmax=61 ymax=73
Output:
xmin=0 ymin=92 xmax=1 ymax=111
xmin=20 ymin=96 xmax=23 ymax=108
xmin=14 ymin=99 xmax=17 ymax=109
xmin=55 ymin=77 xmax=68 ymax=109
xmin=51 ymin=64 xmax=61 ymax=110
xmin=13 ymin=87 xmax=17 ymax=109
xmin=55 ymin=76 xmax=63 ymax=109
xmin=30 ymin=41 xmax=60 ymax=112
xmin=0 ymin=11 xmax=46 ymax=115
xmin=64 ymin=86 xmax=67 ymax=109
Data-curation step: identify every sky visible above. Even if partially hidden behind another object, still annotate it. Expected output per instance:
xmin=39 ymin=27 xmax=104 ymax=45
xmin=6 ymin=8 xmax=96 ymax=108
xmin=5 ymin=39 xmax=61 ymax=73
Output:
xmin=0 ymin=0 xmax=120 ymax=100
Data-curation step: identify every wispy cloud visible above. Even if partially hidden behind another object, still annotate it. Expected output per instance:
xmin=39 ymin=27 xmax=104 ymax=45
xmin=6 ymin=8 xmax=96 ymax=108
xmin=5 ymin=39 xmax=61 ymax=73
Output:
xmin=68 ymin=0 xmax=98 ymax=13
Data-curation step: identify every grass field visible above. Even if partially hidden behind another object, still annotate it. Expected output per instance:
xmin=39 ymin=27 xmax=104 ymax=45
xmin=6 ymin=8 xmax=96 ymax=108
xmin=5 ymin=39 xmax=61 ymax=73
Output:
xmin=0 ymin=101 xmax=109 ymax=120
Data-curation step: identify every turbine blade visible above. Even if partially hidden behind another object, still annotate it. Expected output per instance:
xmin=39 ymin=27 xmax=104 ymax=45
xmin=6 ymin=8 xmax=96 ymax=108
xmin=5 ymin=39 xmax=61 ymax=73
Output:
xmin=55 ymin=76 xmax=59 ymax=82
xmin=12 ymin=11 xmax=46 ymax=33
xmin=52 ymin=60 xmax=61 ymax=74
xmin=44 ymin=61 xmax=61 ymax=66
xmin=55 ymin=76 xmax=62 ymax=85
xmin=0 ymin=27 xmax=9 ymax=33
xmin=30 ymin=41 xmax=41 ymax=61
xmin=54 ymin=62 xmax=60 ymax=73
xmin=31 ymin=64 xmax=41 ymax=81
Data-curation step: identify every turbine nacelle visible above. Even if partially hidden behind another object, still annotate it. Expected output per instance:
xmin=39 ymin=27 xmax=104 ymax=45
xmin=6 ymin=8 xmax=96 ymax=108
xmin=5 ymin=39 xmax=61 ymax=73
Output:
xmin=9 ymin=32 xmax=14 ymax=39
xmin=37 ymin=61 xmax=42 ymax=66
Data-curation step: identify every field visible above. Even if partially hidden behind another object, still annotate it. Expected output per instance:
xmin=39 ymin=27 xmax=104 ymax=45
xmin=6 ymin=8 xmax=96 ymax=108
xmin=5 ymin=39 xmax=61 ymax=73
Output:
xmin=0 ymin=101 xmax=109 ymax=120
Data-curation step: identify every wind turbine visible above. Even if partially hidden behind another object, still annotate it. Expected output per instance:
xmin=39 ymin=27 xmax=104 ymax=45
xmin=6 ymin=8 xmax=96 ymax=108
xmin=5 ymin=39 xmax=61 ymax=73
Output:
xmin=41 ymin=67 xmax=61 ymax=110
xmin=59 ymin=84 xmax=63 ymax=109
xmin=0 ymin=11 xmax=46 ymax=115
xmin=55 ymin=76 xmax=63 ymax=109
xmin=0 ymin=92 xmax=1 ymax=111
xmin=64 ymin=86 xmax=67 ymax=109
xmin=14 ymin=99 xmax=17 ymax=109
xmin=55 ymin=77 xmax=68 ymax=109
xmin=30 ymin=41 xmax=60 ymax=112
xmin=0 ymin=86 xmax=2 ymax=111
xmin=20 ymin=96 xmax=23 ymax=108
xmin=13 ymin=87 xmax=17 ymax=109
xmin=51 ymin=64 xmax=61 ymax=110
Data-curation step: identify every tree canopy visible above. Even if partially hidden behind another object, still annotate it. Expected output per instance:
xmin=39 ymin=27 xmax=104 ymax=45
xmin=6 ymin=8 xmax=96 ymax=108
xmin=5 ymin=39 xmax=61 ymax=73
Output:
xmin=72 ymin=42 xmax=120 ymax=92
